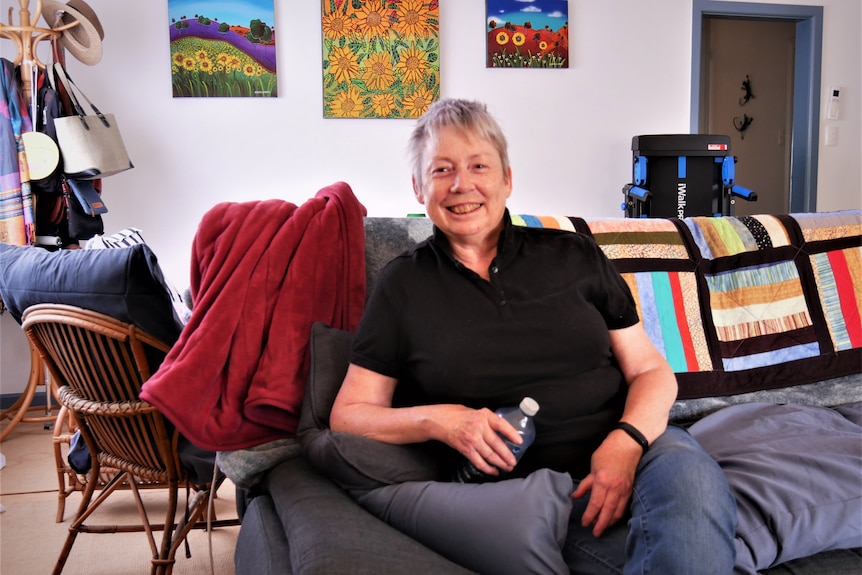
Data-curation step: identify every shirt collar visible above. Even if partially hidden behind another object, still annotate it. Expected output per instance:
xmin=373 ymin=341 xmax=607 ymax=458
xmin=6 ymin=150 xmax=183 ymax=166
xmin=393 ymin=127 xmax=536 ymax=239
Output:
xmin=430 ymin=209 xmax=517 ymax=265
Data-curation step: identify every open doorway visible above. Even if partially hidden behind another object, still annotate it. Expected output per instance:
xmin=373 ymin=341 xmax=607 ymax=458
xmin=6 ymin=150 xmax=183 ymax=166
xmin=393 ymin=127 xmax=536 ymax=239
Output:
xmin=691 ymin=1 xmax=823 ymax=214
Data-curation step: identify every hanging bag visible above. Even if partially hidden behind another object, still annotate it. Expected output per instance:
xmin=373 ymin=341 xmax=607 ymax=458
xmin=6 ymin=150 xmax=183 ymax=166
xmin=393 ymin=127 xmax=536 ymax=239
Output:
xmin=65 ymin=177 xmax=107 ymax=216
xmin=63 ymin=180 xmax=105 ymax=240
xmin=52 ymin=63 xmax=133 ymax=180
xmin=30 ymin=58 xmax=65 ymax=196
xmin=26 ymin=62 xmax=63 ymax=195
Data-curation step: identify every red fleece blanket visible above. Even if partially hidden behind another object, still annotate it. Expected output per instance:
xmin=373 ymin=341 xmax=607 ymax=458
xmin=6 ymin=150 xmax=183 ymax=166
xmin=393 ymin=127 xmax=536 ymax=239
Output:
xmin=141 ymin=182 xmax=367 ymax=451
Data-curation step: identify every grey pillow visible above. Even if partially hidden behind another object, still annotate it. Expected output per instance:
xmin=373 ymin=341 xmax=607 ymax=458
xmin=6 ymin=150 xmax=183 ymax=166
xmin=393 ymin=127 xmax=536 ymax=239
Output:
xmin=689 ymin=402 xmax=862 ymax=572
xmin=297 ymin=322 xmax=440 ymax=496
xmin=356 ymin=468 xmax=573 ymax=575
xmin=296 ymin=321 xmax=354 ymax=433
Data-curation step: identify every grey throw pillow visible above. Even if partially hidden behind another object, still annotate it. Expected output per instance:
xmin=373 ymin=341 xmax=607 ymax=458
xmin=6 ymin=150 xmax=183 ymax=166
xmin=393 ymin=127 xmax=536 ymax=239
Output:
xmin=297 ymin=322 xmax=439 ymax=495
xmin=296 ymin=321 xmax=354 ymax=433
xmin=357 ymin=468 xmax=573 ymax=575
xmin=689 ymin=402 xmax=862 ymax=572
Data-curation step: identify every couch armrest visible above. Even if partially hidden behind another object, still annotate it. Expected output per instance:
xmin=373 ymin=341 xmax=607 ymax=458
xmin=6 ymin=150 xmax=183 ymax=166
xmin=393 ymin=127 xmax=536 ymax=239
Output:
xmin=235 ymin=495 xmax=293 ymax=575
xmin=261 ymin=456 xmax=475 ymax=575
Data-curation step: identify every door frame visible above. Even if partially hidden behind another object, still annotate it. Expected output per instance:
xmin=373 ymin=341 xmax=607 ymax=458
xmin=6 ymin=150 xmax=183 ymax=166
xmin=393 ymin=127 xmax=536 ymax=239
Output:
xmin=691 ymin=0 xmax=823 ymax=212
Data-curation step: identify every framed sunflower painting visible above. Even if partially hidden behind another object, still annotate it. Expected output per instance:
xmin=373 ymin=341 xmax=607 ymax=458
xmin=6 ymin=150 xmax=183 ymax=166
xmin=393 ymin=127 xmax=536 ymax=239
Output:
xmin=168 ymin=0 xmax=277 ymax=97
xmin=322 ymin=1 xmax=440 ymax=119
xmin=487 ymin=0 xmax=569 ymax=68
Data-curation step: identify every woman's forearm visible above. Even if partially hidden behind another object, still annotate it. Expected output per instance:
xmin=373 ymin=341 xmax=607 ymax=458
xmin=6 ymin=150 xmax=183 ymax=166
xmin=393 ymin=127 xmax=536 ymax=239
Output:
xmin=331 ymin=400 xmax=455 ymax=444
xmin=618 ymin=366 xmax=676 ymax=444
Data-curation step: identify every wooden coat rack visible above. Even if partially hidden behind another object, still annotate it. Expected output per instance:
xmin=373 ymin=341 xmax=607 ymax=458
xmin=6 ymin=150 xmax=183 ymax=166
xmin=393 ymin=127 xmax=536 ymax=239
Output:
xmin=0 ymin=0 xmax=77 ymax=103
xmin=0 ymin=1 xmax=78 ymax=441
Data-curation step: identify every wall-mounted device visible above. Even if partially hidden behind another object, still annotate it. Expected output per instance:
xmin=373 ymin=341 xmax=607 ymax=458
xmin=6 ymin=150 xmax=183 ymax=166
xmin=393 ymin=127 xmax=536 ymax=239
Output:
xmin=826 ymin=86 xmax=842 ymax=120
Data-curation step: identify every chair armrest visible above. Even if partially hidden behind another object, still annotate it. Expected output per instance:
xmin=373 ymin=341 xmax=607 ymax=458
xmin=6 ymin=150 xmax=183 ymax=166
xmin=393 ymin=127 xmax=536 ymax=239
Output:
xmin=57 ymin=385 xmax=159 ymax=417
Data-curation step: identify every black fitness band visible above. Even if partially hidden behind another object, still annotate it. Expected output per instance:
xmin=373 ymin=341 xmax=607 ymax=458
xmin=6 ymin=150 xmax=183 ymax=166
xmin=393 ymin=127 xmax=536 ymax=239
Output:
xmin=616 ymin=422 xmax=649 ymax=455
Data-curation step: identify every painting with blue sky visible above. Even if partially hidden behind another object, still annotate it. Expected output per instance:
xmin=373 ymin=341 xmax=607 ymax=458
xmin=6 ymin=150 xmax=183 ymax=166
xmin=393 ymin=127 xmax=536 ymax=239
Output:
xmin=168 ymin=0 xmax=273 ymax=30
xmin=486 ymin=0 xmax=569 ymax=68
xmin=168 ymin=0 xmax=277 ymax=97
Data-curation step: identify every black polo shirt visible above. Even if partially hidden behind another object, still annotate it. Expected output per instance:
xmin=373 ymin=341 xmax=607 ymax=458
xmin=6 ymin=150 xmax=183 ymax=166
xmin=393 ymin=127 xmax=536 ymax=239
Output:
xmin=350 ymin=212 xmax=640 ymax=479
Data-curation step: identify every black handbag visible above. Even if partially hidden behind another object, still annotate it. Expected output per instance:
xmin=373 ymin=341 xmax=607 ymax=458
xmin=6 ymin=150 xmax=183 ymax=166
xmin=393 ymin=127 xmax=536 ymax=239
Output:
xmin=63 ymin=179 xmax=104 ymax=240
xmin=30 ymin=82 xmax=64 ymax=195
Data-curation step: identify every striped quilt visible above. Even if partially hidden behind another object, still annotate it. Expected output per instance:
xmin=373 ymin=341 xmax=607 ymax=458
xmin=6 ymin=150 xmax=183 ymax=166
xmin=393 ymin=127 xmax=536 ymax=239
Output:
xmin=513 ymin=210 xmax=862 ymax=399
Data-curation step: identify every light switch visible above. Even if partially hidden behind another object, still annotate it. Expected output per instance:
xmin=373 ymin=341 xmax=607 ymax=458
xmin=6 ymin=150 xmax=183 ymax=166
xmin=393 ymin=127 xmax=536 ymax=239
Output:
xmin=826 ymin=87 xmax=842 ymax=120
xmin=825 ymin=125 xmax=838 ymax=147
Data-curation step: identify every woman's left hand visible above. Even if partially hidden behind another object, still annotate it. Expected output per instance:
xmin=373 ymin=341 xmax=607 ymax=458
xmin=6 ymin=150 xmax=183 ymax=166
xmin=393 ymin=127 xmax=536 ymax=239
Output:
xmin=571 ymin=322 xmax=677 ymax=537
xmin=571 ymin=430 xmax=642 ymax=537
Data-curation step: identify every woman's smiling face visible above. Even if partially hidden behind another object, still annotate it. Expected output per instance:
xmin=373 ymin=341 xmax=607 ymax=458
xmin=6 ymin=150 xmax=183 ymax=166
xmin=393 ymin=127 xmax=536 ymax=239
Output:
xmin=413 ymin=125 xmax=512 ymax=244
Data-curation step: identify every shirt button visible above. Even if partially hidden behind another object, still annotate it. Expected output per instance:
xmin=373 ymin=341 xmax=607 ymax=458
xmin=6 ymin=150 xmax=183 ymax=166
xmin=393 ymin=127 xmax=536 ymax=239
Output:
xmin=490 ymin=266 xmax=499 ymax=274
xmin=500 ymin=299 xmax=507 ymax=306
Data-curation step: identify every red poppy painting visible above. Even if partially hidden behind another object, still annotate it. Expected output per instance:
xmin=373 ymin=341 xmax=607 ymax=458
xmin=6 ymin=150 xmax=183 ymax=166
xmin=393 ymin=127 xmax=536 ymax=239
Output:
xmin=487 ymin=0 xmax=569 ymax=68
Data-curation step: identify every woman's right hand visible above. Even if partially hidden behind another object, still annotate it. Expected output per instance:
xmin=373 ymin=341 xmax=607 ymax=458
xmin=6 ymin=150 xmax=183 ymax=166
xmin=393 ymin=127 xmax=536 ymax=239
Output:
xmin=438 ymin=405 xmax=520 ymax=476
xmin=331 ymin=365 xmax=519 ymax=475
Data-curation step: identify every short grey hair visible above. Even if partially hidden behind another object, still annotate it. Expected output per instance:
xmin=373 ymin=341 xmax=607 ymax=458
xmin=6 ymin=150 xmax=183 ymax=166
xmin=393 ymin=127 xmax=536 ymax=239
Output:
xmin=407 ymin=99 xmax=510 ymax=188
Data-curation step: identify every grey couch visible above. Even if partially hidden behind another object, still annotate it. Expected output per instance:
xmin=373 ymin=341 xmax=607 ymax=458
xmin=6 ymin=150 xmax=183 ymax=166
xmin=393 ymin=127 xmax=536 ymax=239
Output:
xmin=234 ymin=213 xmax=862 ymax=575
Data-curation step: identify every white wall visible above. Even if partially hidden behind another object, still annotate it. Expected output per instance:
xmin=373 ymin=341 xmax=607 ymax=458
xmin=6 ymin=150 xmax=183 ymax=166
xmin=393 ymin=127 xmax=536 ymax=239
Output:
xmin=1 ymin=0 xmax=860 ymax=395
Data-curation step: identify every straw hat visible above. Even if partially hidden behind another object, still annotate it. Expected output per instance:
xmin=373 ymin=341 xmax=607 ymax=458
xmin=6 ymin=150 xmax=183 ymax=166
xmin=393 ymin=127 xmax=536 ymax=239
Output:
xmin=41 ymin=0 xmax=105 ymax=66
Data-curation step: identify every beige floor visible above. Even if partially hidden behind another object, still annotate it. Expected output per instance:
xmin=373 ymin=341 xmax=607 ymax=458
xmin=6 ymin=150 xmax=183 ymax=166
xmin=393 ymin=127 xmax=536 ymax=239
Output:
xmin=0 ymin=412 xmax=240 ymax=575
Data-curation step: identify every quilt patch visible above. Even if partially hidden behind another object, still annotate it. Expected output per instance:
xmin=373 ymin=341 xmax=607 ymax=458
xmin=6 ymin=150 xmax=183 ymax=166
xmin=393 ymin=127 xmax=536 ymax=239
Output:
xmin=622 ymin=271 xmax=711 ymax=373
xmin=793 ymin=210 xmax=862 ymax=243
xmin=586 ymin=218 xmax=689 ymax=261
xmin=705 ymin=260 xmax=820 ymax=371
xmin=511 ymin=214 xmax=576 ymax=232
xmin=685 ymin=215 xmax=791 ymax=259
xmin=811 ymin=247 xmax=862 ymax=351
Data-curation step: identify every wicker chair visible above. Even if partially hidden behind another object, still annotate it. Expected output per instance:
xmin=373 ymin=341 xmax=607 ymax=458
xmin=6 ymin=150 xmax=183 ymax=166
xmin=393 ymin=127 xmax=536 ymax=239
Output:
xmin=22 ymin=303 xmax=236 ymax=575
xmin=51 ymin=404 xmax=172 ymax=524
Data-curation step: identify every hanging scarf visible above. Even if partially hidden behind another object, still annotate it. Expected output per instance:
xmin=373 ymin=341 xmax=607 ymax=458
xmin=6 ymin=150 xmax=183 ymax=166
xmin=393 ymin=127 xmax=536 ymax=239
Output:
xmin=0 ymin=58 xmax=35 ymax=246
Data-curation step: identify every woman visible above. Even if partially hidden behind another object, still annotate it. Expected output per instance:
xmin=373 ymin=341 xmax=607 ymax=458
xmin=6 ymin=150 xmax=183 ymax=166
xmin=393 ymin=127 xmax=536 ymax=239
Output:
xmin=331 ymin=98 xmax=736 ymax=574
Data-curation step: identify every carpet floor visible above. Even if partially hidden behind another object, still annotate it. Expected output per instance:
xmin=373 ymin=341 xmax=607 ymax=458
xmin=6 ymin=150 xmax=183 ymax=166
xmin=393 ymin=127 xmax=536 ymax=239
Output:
xmin=0 ymin=413 xmax=240 ymax=574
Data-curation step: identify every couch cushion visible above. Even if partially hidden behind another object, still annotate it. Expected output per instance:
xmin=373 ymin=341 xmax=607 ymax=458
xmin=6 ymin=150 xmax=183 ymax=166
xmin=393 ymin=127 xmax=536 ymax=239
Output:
xmin=356 ymin=468 xmax=573 ymax=575
xmin=0 ymin=243 xmax=182 ymax=345
xmin=688 ymin=402 xmax=862 ymax=572
xmin=362 ymin=217 xmax=433 ymax=299
xmin=264 ymin=456 xmax=474 ymax=575
xmin=759 ymin=548 xmax=862 ymax=575
xmin=296 ymin=322 xmax=440 ymax=495
xmin=234 ymin=495 xmax=293 ymax=575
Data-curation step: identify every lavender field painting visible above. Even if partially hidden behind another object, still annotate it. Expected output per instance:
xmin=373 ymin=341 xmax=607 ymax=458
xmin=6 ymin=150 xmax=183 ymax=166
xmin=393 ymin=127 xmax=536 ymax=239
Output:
xmin=169 ymin=0 xmax=277 ymax=97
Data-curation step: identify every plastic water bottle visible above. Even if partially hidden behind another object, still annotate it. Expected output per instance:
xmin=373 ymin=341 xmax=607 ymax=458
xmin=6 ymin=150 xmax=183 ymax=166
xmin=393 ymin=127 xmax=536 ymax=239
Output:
xmin=453 ymin=397 xmax=539 ymax=483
